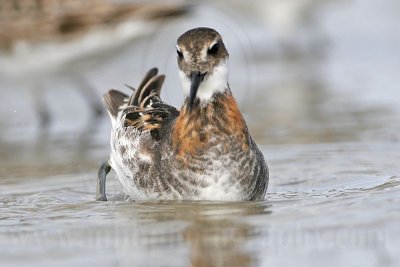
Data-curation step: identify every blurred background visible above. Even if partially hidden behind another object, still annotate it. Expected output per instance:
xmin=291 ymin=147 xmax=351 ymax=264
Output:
xmin=1 ymin=1 xmax=399 ymax=267
xmin=0 ymin=0 xmax=399 ymax=143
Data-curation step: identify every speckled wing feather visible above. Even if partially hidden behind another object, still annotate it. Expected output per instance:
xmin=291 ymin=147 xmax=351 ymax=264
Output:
xmin=103 ymin=68 xmax=179 ymax=140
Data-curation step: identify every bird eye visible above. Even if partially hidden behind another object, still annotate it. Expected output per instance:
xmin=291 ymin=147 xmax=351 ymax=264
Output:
xmin=177 ymin=48 xmax=183 ymax=60
xmin=208 ymin=43 xmax=220 ymax=55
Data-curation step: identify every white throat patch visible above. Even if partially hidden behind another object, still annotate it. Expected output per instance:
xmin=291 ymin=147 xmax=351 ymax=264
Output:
xmin=179 ymin=60 xmax=229 ymax=102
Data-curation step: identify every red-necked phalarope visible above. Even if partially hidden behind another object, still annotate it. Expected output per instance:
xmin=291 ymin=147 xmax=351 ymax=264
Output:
xmin=97 ymin=27 xmax=268 ymax=201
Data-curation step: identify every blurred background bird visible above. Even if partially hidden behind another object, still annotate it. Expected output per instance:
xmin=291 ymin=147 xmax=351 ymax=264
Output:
xmin=0 ymin=0 xmax=190 ymax=127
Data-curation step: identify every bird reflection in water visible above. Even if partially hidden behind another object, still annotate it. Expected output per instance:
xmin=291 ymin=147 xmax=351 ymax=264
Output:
xmin=115 ymin=201 xmax=271 ymax=267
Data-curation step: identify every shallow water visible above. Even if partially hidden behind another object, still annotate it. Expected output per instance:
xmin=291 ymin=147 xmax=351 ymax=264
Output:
xmin=1 ymin=0 xmax=400 ymax=266
xmin=1 ymin=140 xmax=400 ymax=267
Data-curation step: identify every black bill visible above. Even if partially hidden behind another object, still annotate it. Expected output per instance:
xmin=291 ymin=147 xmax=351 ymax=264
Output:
xmin=189 ymin=71 xmax=206 ymax=111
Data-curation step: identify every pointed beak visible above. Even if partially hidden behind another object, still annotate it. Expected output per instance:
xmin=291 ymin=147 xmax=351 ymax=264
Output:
xmin=189 ymin=71 xmax=206 ymax=111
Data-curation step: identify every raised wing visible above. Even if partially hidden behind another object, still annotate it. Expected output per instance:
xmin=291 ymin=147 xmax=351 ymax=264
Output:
xmin=103 ymin=67 xmax=179 ymax=139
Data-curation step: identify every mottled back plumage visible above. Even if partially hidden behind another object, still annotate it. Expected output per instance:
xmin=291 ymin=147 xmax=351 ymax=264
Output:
xmin=103 ymin=68 xmax=178 ymax=137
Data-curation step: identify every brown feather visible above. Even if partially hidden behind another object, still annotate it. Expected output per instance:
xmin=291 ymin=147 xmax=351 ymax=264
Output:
xmin=138 ymin=75 xmax=165 ymax=107
xmin=129 ymin=67 xmax=158 ymax=106
xmin=140 ymin=93 xmax=158 ymax=108
xmin=102 ymin=89 xmax=128 ymax=118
